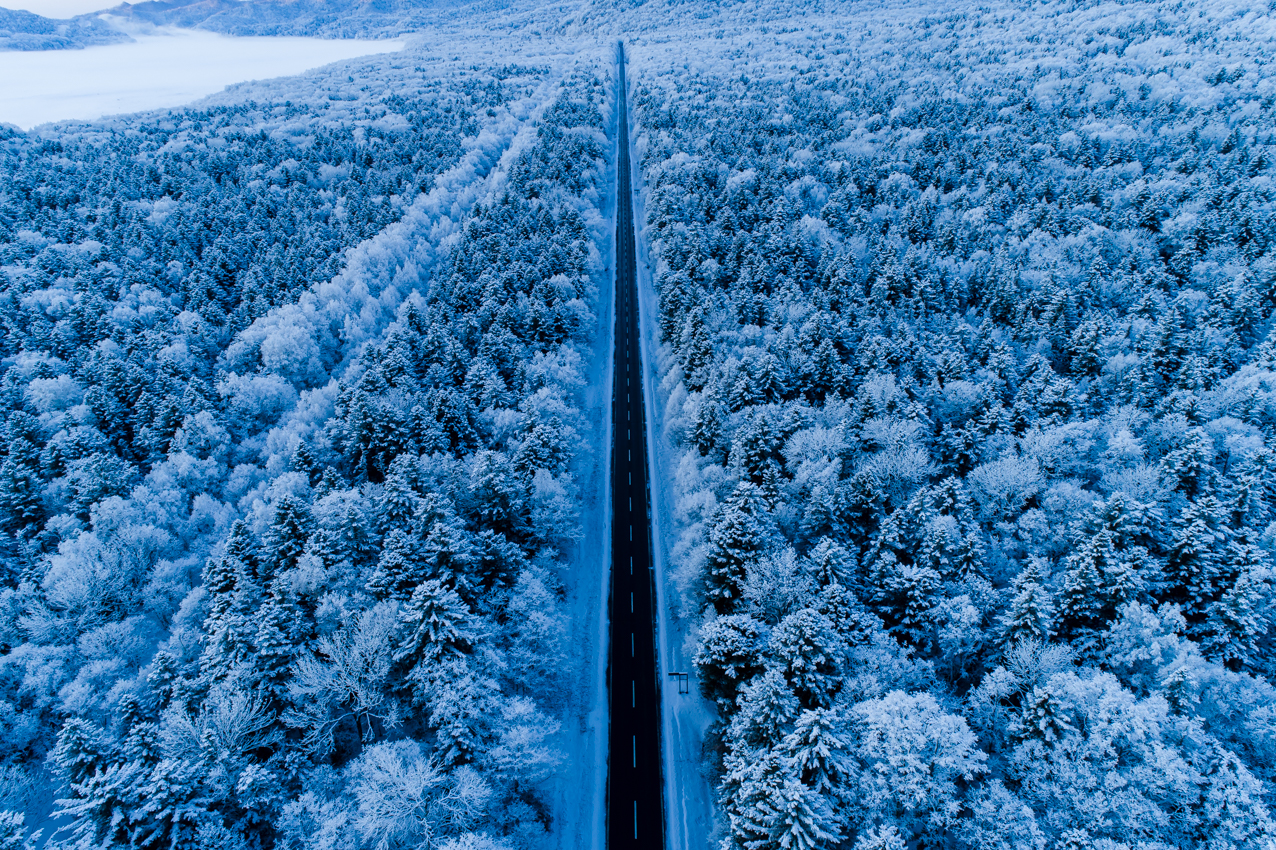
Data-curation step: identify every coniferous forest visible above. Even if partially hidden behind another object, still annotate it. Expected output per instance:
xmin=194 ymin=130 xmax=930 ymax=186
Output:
xmin=3 ymin=0 xmax=1276 ymax=848
xmin=628 ymin=1 xmax=1276 ymax=847
xmin=0 ymin=43 xmax=612 ymax=848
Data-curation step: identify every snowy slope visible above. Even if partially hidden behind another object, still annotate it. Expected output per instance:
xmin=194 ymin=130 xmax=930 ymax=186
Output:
xmin=0 ymin=4 xmax=127 ymax=49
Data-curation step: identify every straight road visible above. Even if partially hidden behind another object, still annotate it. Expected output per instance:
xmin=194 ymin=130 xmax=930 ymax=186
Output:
xmin=608 ymin=41 xmax=666 ymax=850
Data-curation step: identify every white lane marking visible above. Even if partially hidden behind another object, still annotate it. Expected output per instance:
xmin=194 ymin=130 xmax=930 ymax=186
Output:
xmin=631 ymin=632 xmax=634 ymax=655
xmin=630 ymin=555 xmax=633 ymax=574
xmin=630 ymin=592 xmax=633 ymax=613
xmin=634 ymin=801 xmax=638 ymax=839
xmin=629 ymin=524 xmax=632 ymax=540
xmin=632 ymin=735 xmax=636 ymax=768
xmin=632 ymin=678 xmax=635 ymax=707
xmin=629 ymin=496 xmax=632 ymax=510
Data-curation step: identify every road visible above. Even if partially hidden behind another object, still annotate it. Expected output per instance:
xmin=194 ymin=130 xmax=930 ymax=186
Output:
xmin=608 ymin=41 xmax=666 ymax=850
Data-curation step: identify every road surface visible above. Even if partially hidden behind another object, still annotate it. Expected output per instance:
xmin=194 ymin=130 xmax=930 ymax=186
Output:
xmin=607 ymin=40 xmax=666 ymax=850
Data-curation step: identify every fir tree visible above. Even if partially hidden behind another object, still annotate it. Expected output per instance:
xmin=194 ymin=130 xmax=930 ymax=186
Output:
xmin=396 ymin=579 xmax=475 ymax=683
xmin=806 ymin=538 xmax=856 ymax=589
xmin=767 ymin=777 xmax=843 ymax=850
xmin=1001 ymin=558 xmax=1056 ymax=646
xmin=261 ymin=495 xmax=315 ymax=580
xmin=367 ymin=529 xmax=424 ymax=600
xmin=705 ymin=483 xmax=771 ymax=614
xmin=1202 ymin=544 xmax=1272 ymax=671
xmin=780 ymin=708 xmax=850 ymax=796
xmin=1163 ymin=496 xmax=1231 ymax=624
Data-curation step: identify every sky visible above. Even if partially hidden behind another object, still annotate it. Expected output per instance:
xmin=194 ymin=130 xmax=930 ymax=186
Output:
xmin=4 ymin=0 xmax=119 ymax=17
xmin=0 ymin=30 xmax=405 ymax=128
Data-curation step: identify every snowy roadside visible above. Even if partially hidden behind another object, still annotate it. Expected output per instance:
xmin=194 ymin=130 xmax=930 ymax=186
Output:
xmin=625 ymin=43 xmax=718 ymax=850
xmin=549 ymin=44 xmax=617 ymax=850
xmin=231 ymin=48 xmax=624 ymax=845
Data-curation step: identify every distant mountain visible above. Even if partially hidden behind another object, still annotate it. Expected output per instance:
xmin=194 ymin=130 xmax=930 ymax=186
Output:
xmin=0 ymin=6 xmax=130 ymax=49
xmin=1 ymin=0 xmax=519 ymax=50
xmin=101 ymin=0 xmax=500 ymax=38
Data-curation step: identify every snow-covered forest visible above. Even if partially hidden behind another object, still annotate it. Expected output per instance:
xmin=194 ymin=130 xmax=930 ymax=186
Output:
xmin=628 ymin=0 xmax=1276 ymax=847
xmin=5 ymin=0 xmax=1276 ymax=846
xmin=0 ymin=38 xmax=614 ymax=847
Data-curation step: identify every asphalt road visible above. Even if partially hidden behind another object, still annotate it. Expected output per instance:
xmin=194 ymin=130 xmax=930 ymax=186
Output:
xmin=607 ymin=41 xmax=666 ymax=850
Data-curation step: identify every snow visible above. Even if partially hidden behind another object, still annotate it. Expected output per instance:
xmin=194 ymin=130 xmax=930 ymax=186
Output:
xmin=0 ymin=29 xmax=405 ymax=129
xmin=233 ymin=67 xmax=565 ymax=453
xmin=626 ymin=47 xmax=718 ymax=850
xmin=547 ymin=45 xmax=616 ymax=850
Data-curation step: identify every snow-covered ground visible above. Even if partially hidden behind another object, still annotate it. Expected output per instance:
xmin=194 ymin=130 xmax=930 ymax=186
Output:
xmin=0 ymin=28 xmax=404 ymax=129
xmin=550 ymin=70 xmax=614 ymax=850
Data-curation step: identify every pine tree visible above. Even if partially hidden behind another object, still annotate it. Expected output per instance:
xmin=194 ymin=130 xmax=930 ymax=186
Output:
xmin=780 ymin=708 xmax=850 ymax=796
xmin=1161 ymin=429 xmax=1216 ymax=498
xmin=419 ymin=515 xmax=478 ymax=593
xmin=1013 ymin=684 xmax=1074 ymax=745
xmin=767 ymin=777 xmax=842 ymax=850
xmin=1202 ymin=544 xmax=1272 ymax=671
xmin=253 ymin=597 xmax=296 ymax=705
xmin=261 ymin=495 xmax=314 ymax=580
xmin=0 ymin=420 xmax=44 ymax=536
xmin=1149 ymin=306 xmax=1188 ymax=384
xmin=955 ymin=530 xmax=987 ymax=581
xmin=693 ymin=613 xmax=767 ymax=707
xmin=312 ymin=502 xmax=374 ymax=569
xmin=0 ymin=811 xmax=24 ymax=850
xmin=1224 ymin=451 xmax=1270 ymax=531
xmin=203 ymin=521 xmax=249 ymax=630
xmin=890 ymin=562 xmax=940 ymax=647
xmin=367 ymin=529 xmax=424 ymax=600
xmin=806 ymin=538 xmax=855 ymax=589
xmin=1163 ymin=495 xmax=1231 ymax=624
xmin=423 ymin=658 xmax=496 ymax=766
xmin=290 ymin=441 xmax=319 ymax=486
xmin=201 ymin=521 xmax=261 ymax=683
xmin=50 ymin=717 xmax=140 ymax=847
xmin=1160 ymin=668 xmax=1199 ymax=716
xmin=378 ymin=471 xmax=422 ymax=533
xmin=705 ymin=483 xmax=770 ymax=614
xmin=467 ymin=450 xmax=523 ymax=534
xmin=770 ymin=610 xmax=841 ymax=708
xmin=396 ymin=579 xmax=474 ymax=682
xmin=1000 ymin=557 xmax=1056 ymax=646
xmin=731 ymin=670 xmax=801 ymax=750
xmin=473 ymin=528 xmax=527 ymax=591
xmin=917 ymin=515 xmax=959 ymax=578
